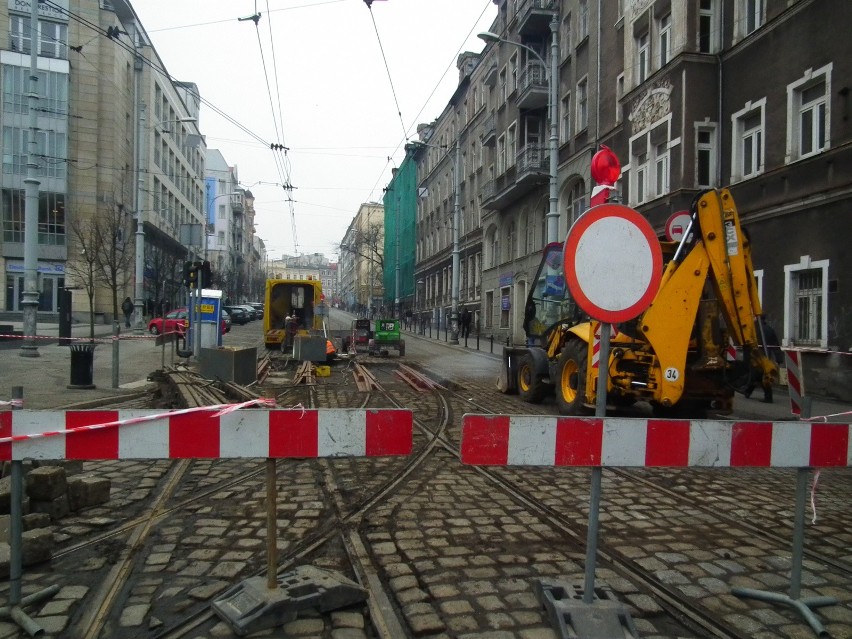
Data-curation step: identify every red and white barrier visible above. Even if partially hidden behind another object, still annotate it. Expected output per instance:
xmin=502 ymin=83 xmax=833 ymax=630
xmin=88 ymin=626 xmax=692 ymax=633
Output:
xmin=591 ymin=324 xmax=619 ymax=369
xmin=461 ymin=415 xmax=851 ymax=468
xmin=784 ymin=349 xmax=805 ymax=416
xmin=0 ymin=408 xmax=412 ymax=461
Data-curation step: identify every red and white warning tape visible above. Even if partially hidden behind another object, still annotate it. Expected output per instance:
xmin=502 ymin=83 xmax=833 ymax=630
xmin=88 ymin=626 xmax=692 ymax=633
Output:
xmin=0 ymin=398 xmax=276 ymax=446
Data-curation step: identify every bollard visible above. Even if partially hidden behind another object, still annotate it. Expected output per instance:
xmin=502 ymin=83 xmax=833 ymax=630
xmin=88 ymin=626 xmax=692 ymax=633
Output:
xmin=476 ymin=331 xmax=480 ymax=351
xmin=112 ymin=322 xmax=120 ymax=389
xmin=3 ymin=387 xmax=60 ymax=636
xmin=490 ymin=334 xmax=494 ymax=354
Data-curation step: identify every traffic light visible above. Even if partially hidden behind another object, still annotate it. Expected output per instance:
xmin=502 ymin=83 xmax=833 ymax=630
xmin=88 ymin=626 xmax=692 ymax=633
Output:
xmin=199 ymin=261 xmax=212 ymax=288
xmin=183 ymin=261 xmax=199 ymax=288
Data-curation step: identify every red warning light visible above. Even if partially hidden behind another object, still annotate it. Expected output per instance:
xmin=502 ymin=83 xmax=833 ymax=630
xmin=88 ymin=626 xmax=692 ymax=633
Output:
xmin=590 ymin=145 xmax=621 ymax=186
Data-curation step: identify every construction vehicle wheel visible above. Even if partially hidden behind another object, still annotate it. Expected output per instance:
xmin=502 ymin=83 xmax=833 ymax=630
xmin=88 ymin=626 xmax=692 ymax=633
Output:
xmin=555 ymin=340 xmax=588 ymax=415
xmin=518 ymin=354 xmax=547 ymax=403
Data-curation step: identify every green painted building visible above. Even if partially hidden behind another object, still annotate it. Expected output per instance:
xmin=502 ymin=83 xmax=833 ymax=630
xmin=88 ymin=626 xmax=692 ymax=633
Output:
xmin=382 ymin=143 xmax=419 ymax=316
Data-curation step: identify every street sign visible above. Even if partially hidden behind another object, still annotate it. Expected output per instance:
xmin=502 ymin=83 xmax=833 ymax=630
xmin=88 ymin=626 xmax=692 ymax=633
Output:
xmin=563 ymin=204 xmax=662 ymax=324
xmin=665 ymin=211 xmax=692 ymax=242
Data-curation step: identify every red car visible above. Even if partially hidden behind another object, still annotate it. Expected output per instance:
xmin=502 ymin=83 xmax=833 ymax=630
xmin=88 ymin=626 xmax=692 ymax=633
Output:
xmin=147 ymin=308 xmax=227 ymax=336
xmin=147 ymin=308 xmax=188 ymax=336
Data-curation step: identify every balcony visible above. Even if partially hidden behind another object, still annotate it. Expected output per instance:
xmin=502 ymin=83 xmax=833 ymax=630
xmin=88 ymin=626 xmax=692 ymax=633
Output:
xmin=482 ymin=62 xmax=498 ymax=87
xmin=231 ymin=192 xmax=244 ymax=213
xmin=515 ymin=0 xmax=558 ymax=37
xmin=481 ymin=113 xmax=497 ymax=147
xmin=480 ymin=145 xmax=549 ymax=210
xmin=516 ymin=62 xmax=548 ymax=110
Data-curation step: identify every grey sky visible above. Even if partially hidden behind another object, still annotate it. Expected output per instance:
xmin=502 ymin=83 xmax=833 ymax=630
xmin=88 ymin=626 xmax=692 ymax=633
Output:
xmin=132 ymin=0 xmax=497 ymax=259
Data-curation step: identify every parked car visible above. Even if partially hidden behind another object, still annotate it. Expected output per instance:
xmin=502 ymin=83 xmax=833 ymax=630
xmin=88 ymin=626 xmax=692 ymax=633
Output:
xmin=221 ymin=309 xmax=232 ymax=333
xmin=238 ymin=304 xmax=258 ymax=321
xmin=147 ymin=308 xmax=188 ymax=335
xmin=223 ymin=305 xmax=250 ymax=325
xmin=248 ymin=302 xmax=264 ymax=318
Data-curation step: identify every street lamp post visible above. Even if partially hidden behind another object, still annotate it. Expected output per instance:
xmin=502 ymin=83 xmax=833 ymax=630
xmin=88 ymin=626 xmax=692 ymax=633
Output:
xmin=479 ymin=17 xmax=560 ymax=245
xmin=410 ymin=140 xmax=461 ymax=343
xmin=20 ymin=0 xmax=40 ymax=357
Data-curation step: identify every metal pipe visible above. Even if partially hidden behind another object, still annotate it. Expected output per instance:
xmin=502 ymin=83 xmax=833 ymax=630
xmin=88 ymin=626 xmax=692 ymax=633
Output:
xmin=19 ymin=0 xmax=40 ymax=358
xmin=450 ymin=142 xmax=461 ymax=344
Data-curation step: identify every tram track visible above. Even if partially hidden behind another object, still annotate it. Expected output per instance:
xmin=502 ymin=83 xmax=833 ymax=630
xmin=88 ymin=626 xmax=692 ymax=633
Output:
xmin=32 ymin=333 xmax=850 ymax=639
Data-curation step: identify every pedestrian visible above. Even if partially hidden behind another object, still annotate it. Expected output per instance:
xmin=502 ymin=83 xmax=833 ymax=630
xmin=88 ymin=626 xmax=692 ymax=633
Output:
xmin=460 ymin=308 xmax=472 ymax=339
xmin=121 ymin=296 xmax=133 ymax=328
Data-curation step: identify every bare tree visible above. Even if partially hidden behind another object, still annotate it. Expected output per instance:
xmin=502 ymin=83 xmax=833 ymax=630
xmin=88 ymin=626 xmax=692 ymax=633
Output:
xmin=65 ymin=215 xmax=100 ymax=339
xmin=335 ymin=221 xmax=385 ymax=272
xmin=92 ymin=203 xmax=134 ymax=321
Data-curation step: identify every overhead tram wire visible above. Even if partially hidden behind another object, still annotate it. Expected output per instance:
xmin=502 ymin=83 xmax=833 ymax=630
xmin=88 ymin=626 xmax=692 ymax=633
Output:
xmin=361 ymin=0 xmax=493 ymax=201
xmin=46 ymin=0 xmax=302 ymax=251
xmin=41 ymin=1 xmax=275 ymax=154
xmin=363 ymin=0 xmax=409 ymax=144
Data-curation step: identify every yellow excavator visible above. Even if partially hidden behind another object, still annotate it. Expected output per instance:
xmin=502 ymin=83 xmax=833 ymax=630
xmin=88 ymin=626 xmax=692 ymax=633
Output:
xmin=498 ymin=188 xmax=778 ymax=417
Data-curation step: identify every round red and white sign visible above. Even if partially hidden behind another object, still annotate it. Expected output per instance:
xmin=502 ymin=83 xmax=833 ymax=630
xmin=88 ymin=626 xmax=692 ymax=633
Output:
xmin=665 ymin=211 xmax=692 ymax=242
xmin=564 ymin=204 xmax=663 ymax=323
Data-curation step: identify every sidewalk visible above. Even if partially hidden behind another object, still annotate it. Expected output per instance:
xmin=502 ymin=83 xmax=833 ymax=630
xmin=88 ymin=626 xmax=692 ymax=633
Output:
xmin=397 ymin=321 xmax=851 ymax=424
xmin=1 ymin=320 xmax=184 ymax=410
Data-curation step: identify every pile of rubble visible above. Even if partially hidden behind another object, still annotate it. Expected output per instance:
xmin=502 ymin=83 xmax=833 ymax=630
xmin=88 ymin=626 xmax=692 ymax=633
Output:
xmin=0 ymin=463 xmax=110 ymax=576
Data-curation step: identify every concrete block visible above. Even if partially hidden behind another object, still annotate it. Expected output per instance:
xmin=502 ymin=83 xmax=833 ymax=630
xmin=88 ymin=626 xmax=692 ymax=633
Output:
xmin=0 ymin=475 xmax=30 ymax=516
xmin=68 ymin=476 xmax=111 ymax=511
xmin=294 ymin=336 xmax=327 ymax=362
xmin=31 ymin=494 xmax=70 ymax=521
xmin=0 ymin=529 xmax=54 ymax=577
xmin=200 ymin=346 xmax=258 ymax=385
xmin=0 ymin=512 xmax=50 ymax=543
xmin=26 ymin=466 xmax=68 ymax=501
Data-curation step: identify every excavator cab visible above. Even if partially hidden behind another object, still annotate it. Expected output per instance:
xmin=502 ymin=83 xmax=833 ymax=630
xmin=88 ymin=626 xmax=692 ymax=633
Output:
xmin=524 ymin=242 xmax=581 ymax=345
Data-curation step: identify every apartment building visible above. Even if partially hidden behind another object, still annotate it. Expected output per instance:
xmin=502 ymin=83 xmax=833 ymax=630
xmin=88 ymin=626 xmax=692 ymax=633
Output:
xmin=339 ymin=202 xmax=384 ymax=315
xmin=0 ymin=0 xmax=205 ymax=323
xmin=415 ymin=0 xmax=850 ymax=395
xmin=382 ymin=145 xmax=418 ymax=317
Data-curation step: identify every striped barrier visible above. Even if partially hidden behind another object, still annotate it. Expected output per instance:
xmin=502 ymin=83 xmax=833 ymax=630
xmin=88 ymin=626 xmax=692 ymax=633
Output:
xmin=460 ymin=415 xmax=851 ymax=468
xmin=785 ymin=349 xmax=805 ymax=416
xmin=591 ymin=324 xmax=619 ymax=369
xmin=0 ymin=408 xmax=413 ymax=460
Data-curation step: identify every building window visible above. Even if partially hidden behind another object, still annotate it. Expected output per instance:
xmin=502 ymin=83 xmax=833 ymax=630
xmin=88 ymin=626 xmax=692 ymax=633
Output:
xmin=497 ymin=135 xmax=507 ymax=175
xmin=9 ymin=16 xmax=68 ymax=58
xmin=696 ymin=124 xmax=717 ymax=188
xmin=39 ymin=20 xmax=68 ymax=59
xmin=731 ymin=100 xmax=765 ymax=181
xmin=578 ymin=0 xmax=589 ymax=40
xmin=784 ymin=256 xmax=828 ymax=348
xmin=658 ymin=14 xmax=671 ymax=67
xmin=787 ymin=65 xmax=831 ymax=162
xmin=568 ymin=180 xmax=586 ymax=226
xmin=499 ymin=67 xmax=508 ymax=104
xmin=698 ymin=0 xmax=720 ymax=53
xmin=560 ymin=92 xmax=571 ymax=143
xmin=1 ymin=189 xmax=64 ymax=245
xmin=615 ymin=74 xmax=624 ymax=123
xmin=510 ymin=53 xmax=518 ymax=95
xmin=743 ymin=0 xmax=764 ymax=36
xmin=576 ymin=78 xmax=588 ymax=132
xmin=9 ymin=15 xmax=31 ymax=53
xmin=485 ymin=290 xmax=494 ymax=328
xmin=654 ymin=142 xmax=669 ymax=196
xmin=561 ymin=13 xmax=572 ymax=55
xmin=637 ymin=31 xmax=650 ymax=83
xmin=507 ymin=123 xmax=517 ymax=168
xmin=500 ymin=286 xmax=510 ymax=328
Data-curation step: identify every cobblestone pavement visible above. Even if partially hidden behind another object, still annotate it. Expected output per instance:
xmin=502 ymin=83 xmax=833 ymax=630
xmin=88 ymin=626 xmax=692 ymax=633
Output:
xmin=0 ymin=313 xmax=850 ymax=638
